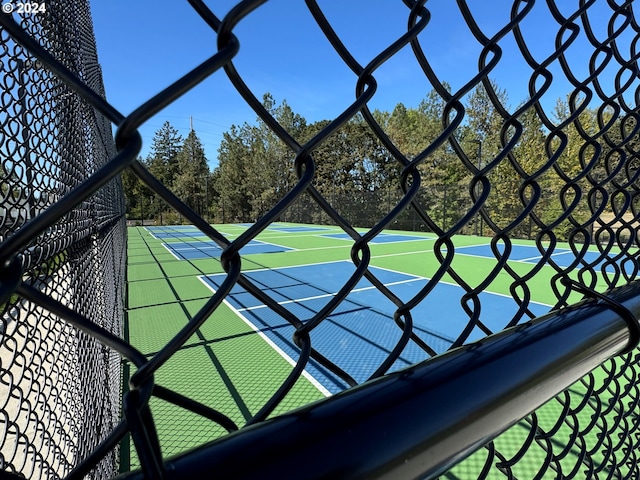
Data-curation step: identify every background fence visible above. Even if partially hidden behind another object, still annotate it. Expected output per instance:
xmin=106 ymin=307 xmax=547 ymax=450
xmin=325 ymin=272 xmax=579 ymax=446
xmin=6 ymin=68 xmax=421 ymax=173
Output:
xmin=2 ymin=0 xmax=640 ymax=479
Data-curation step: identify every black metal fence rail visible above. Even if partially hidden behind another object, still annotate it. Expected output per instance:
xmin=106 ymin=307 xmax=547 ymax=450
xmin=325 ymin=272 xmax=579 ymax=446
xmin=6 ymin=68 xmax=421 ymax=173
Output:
xmin=118 ymin=279 xmax=640 ymax=479
xmin=2 ymin=1 xmax=640 ymax=479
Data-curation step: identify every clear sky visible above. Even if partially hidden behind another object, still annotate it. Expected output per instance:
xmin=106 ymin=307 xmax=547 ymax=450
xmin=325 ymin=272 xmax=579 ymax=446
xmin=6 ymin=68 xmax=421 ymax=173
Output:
xmin=89 ymin=0 xmax=636 ymax=169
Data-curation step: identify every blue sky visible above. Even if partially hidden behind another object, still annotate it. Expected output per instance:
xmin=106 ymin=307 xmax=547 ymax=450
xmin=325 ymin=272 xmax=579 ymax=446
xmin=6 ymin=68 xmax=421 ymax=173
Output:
xmin=90 ymin=1 xmax=635 ymax=169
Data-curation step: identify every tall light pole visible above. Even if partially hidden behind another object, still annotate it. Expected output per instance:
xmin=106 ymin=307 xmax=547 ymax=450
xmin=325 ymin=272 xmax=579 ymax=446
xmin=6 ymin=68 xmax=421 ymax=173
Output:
xmin=472 ymin=139 xmax=482 ymax=237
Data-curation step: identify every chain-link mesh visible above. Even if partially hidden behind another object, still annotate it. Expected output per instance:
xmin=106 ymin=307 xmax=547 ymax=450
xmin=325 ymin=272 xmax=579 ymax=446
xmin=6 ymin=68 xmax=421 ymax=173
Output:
xmin=2 ymin=0 xmax=640 ymax=479
xmin=0 ymin=1 xmax=123 ymax=479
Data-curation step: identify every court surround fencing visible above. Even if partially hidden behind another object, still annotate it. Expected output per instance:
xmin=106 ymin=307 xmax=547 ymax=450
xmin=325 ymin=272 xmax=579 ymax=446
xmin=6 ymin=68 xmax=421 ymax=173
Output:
xmin=2 ymin=1 xmax=640 ymax=479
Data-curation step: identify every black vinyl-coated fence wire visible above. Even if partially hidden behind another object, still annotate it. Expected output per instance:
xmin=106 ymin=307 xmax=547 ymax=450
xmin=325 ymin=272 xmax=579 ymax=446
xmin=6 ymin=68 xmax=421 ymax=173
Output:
xmin=2 ymin=1 xmax=640 ymax=479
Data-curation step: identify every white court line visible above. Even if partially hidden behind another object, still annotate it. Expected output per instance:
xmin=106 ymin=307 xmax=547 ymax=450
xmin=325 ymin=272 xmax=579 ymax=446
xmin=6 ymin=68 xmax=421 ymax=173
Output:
xmin=370 ymin=248 xmax=437 ymax=259
xmin=167 ymin=239 xmax=292 ymax=253
xmin=289 ymin=244 xmax=351 ymax=253
xmin=514 ymin=255 xmax=542 ymax=263
xmin=171 ymin=245 xmax=219 ymax=251
xmin=198 ymin=276 xmax=332 ymax=397
xmin=368 ymin=242 xmax=490 ymax=260
xmin=316 ymin=234 xmax=432 ymax=244
xmin=198 ymin=260 xmax=553 ymax=396
xmin=209 ymin=257 xmax=552 ymax=312
xmin=448 ymin=243 xmax=492 ymax=250
xmin=146 ymin=227 xmax=203 ymax=242
xmin=236 ymin=277 xmax=424 ymax=313
xmin=249 ymin=238 xmax=296 ymax=252
xmin=369 ymin=242 xmax=527 ymax=260
xmin=515 ymin=250 xmax=573 ymax=263
xmin=166 ymin=240 xmax=242 ymax=251
xmin=145 ymin=227 xmax=160 ymax=241
xmin=161 ymin=243 xmax=183 ymax=260
xmin=241 ymin=258 xmax=354 ymax=273
xmin=370 ymin=260 xmax=554 ymax=308
xmin=373 ymin=242 xmax=568 ymax=272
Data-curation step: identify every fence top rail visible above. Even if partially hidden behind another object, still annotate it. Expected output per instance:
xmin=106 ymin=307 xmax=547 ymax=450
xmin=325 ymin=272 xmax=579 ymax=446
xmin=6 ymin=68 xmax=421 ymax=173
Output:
xmin=116 ymin=279 xmax=639 ymax=479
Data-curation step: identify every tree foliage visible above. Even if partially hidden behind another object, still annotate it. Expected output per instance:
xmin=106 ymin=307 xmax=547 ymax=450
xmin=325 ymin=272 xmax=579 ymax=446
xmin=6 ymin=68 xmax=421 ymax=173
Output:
xmin=148 ymin=121 xmax=183 ymax=188
xmin=123 ymin=85 xmax=625 ymax=241
xmin=174 ymin=129 xmax=210 ymax=217
xmin=215 ymin=94 xmax=307 ymax=222
xmin=122 ymin=122 xmax=214 ymax=223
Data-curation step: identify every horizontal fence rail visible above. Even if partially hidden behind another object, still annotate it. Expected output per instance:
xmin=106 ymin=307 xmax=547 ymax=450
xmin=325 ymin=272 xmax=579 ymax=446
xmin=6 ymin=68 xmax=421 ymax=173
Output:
xmin=2 ymin=1 xmax=640 ymax=479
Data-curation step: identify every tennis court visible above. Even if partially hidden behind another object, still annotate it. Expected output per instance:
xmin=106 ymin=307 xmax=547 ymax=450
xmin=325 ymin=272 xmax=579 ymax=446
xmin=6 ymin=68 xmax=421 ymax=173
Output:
xmin=199 ymin=260 xmax=551 ymax=393
xmin=125 ymin=222 xmax=621 ymax=469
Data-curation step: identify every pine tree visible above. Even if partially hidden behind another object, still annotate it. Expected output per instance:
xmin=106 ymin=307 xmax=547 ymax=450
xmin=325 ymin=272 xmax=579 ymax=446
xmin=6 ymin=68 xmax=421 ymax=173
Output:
xmin=148 ymin=121 xmax=183 ymax=189
xmin=214 ymin=94 xmax=308 ymax=223
xmin=215 ymin=125 xmax=253 ymax=223
xmin=465 ymin=80 xmax=515 ymax=236
xmin=174 ymin=129 xmax=209 ymax=217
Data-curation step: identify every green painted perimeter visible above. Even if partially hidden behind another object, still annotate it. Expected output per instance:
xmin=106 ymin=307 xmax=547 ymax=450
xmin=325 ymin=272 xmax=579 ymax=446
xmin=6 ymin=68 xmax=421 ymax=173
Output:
xmin=124 ymin=224 xmax=631 ymax=477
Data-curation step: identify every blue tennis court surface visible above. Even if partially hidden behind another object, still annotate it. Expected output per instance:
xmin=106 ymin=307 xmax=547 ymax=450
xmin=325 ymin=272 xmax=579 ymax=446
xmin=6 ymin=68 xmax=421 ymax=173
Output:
xmin=150 ymin=231 xmax=208 ymax=240
xmin=163 ymin=240 xmax=293 ymax=260
xmin=200 ymin=261 xmax=550 ymax=394
xmin=321 ymin=233 xmax=431 ymax=244
xmin=147 ymin=226 xmax=202 ymax=238
xmin=457 ymin=243 xmax=633 ymax=273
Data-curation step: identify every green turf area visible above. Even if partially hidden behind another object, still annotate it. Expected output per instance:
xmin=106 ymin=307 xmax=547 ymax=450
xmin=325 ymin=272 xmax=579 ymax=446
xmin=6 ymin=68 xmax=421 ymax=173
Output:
xmin=124 ymin=222 xmax=631 ymax=475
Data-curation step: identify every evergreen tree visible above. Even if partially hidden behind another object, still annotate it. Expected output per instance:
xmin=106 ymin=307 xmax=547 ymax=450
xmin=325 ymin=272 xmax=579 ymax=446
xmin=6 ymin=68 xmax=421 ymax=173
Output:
xmin=121 ymin=163 xmax=139 ymax=218
xmin=214 ymin=94 xmax=308 ymax=223
xmin=148 ymin=121 xmax=183 ymax=189
xmin=121 ymin=157 xmax=153 ymax=221
xmin=547 ymin=97 xmax=599 ymax=240
xmin=305 ymin=115 xmax=388 ymax=227
xmin=510 ymin=102 xmax=550 ymax=239
xmin=174 ymin=129 xmax=210 ymax=217
xmin=215 ymin=124 xmax=253 ymax=222
xmin=465 ymin=80 xmax=514 ymax=236
xmin=246 ymin=94 xmax=306 ymax=219
xmin=383 ymin=88 xmax=468 ymax=232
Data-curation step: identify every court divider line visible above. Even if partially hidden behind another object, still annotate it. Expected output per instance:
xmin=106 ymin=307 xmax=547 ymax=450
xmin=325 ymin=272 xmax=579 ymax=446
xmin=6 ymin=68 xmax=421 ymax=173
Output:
xmin=198 ymin=275 xmax=332 ymax=398
xmin=132 ymin=229 xmax=255 ymax=421
xmin=317 ymin=234 xmax=434 ymax=245
xmin=367 ymin=243 xmax=490 ymax=260
xmin=221 ymin=257 xmax=553 ymax=309
xmin=246 ymin=238 xmax=295 ymax=252
xmin=144 ymin=227 xmax=160 ymax=241
xmin=234 ymin=278 xmax=426 ymax=313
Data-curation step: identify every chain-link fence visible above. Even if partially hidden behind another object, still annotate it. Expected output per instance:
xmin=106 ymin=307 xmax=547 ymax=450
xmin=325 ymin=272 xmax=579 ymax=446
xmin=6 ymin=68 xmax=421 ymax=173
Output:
xmin=2 ymin=0 xmax=640 ymax=479
xmin=0 ymin=1 xmax=123 ymax=479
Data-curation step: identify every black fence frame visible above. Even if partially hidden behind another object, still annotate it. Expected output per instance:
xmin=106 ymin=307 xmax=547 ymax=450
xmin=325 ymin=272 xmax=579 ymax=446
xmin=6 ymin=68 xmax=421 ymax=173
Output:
xmin=2 ymin=1 xmax=640 ymax=479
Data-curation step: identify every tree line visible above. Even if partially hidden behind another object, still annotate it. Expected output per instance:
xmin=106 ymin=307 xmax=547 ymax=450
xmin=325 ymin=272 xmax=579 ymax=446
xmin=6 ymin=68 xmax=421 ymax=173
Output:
xmin=124 ymin=85 xmax=638 ymax=240
xmin=122 ymin=122 xmax=213 ymax=225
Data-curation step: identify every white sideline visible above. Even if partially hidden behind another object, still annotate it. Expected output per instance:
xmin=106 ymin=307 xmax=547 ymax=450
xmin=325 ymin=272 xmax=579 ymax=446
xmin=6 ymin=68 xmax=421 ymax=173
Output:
xmin=198 ymin=276 xmax=332 ymax=398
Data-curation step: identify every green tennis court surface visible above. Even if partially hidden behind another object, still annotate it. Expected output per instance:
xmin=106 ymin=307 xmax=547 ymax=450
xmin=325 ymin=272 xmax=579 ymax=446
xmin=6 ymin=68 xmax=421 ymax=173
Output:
xmin=124 ymin=222 xmax=626 ymax=473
